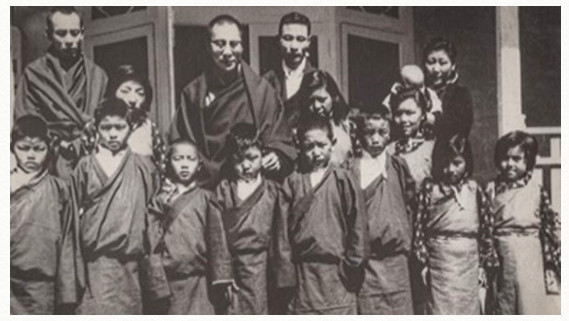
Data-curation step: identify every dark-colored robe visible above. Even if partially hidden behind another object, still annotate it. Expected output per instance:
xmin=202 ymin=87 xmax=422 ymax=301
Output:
xmin=68 ymin=149 xmax=157 ymax=314
xmin=346 ymin=154 xmax=415 ymax=315
xmin=146 ymin=185 xmax=233 ymax=314
xmin=15 ymin=50 xmax=108 ymax=179
xmin=277 ymin=167 xmax=368 ymax=314
xmin=263 ymin=59 xmax=316 ymax=127
xmin=10 ymin=171 xmax=79 ymax=314
xmin=215 ymin=178 xmax=282 ymax=314
xmin=169 ymin=62 xmax=296 ymax=186
xmin=432 ymin=82 xmax=473 ymax=140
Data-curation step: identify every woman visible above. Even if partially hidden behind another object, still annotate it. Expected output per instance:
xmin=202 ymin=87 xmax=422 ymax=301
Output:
xmin=84 ymin=65 xmax=166 ymax=174
xmin=423 ymin=38 xmax=473 ymax=140
xmin=296 ymin=70 xmax=354 ymax=167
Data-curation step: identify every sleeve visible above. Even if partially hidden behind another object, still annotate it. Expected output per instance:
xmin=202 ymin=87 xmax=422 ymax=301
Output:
xmin=477 ymin=185 xmax=500 ymax=272
xmin=206 ymin=196 xmax=234 ymax=285
xmin=168 ymin=88 xmax=201 ymax=147
xmin=396 ymin=157 xmax=418 ymax=225
xmin=413 ymin=179 xmax=431 ymax=268
xmin=539 ymin=187 xmax=561 ymax=276
xmin=14 ymin=70 xmax=39 ymax=121
xmin=151 ymin=121 xmax=167 ymax=181
xmin=272 ymin=182 xmax=296 ymax=288
xmin=56 ymin=180 xmax=85 ymax=307
xmin=340 ymin=171 xmax=369 ymax=267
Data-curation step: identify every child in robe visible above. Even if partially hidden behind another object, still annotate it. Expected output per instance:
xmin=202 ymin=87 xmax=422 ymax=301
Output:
xmin=413 ymin=134 xmax=498 ymax=314
xmin=68 ymin=98 xmax=158 ymax=314
xmin=346 ymin=104 xmax=415 ymax=314
xmin=486 ymin=131 xmax=560 ymax=314
xmin=10 ymin=116 xmax=78 ymax=314
xmin=146 ymin=139 xmax=234 ymax=314
xmin=215 ymin=123 xmax=287 ymax=314
xmin=278 ymin=115 xmax=368 ymax=314
xmin=382 ymin=64 xmax=442 ymax=138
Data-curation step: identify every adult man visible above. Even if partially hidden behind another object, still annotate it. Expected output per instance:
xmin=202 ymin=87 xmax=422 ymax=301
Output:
xmin=15 ymin=7 xmax=107 ymax=179
xmin=263 ymin=12 xmax=316 ymax=125
xmin=170 ymin=15 xmax=296 ymax=185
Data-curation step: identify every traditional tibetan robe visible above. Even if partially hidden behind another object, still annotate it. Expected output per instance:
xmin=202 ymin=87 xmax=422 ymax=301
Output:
xmin=346 ymin=153 xmax=415 ymax=315
xmin=487 ymin=176 xmax=561 ymax=315
xmin=279 ymin=167 xmax=368 ymax=314
xmin=10 ymin=170 xmax=79 ymax=314
xmin=414 ymin=179 xmax=498 ymax=315
xmin=69 ymin=149 xmax=157 ymax=314
xmin=15 ymin=50 xmax=107 ymax=179
xmin=170 ymin=63 xmax=296 ymax=185
xmin=146 ymin=185 xmax=233 ymax=315
xmin=215 ymin=178 xmax=282 ymax=314
xmin=386 ymin=136 xmax=435 ymax=190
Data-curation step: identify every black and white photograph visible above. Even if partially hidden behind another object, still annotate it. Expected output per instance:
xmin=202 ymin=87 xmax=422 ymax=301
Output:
xmin=8 ymin=5 xmax=562 ymax=315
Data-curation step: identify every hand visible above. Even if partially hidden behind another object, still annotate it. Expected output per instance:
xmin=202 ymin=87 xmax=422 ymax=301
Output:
xmin=421 ymin=267 xmax=429 ymax=287
xmin=262 ymin=152 xmax=281 ymax=172
xmin=224 ymin=281 xmax=240 ymax=305
xmin=478 ymin=267 xmax=487 ymax=288
xmin=545 ymin=269 xmax=560 ymax=294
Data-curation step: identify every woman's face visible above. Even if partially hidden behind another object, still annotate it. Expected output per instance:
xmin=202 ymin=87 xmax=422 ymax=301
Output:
xmin=115 ymin=80 xmax=146 ymax=110
xmin=308 ymin=87 xmax=333 ymax=118
xmin=393 ymin=98 xmax=424 ymax=139
xmin=424 ymin=49 xmax=455 ymax=86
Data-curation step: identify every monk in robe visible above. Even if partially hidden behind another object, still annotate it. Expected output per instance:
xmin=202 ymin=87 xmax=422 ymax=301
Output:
xmin=15 ymin=7 xmax=107 ymax=179
xmin=263 ymin=12 xmax=316 ymax=126
xmin=11 ymin=116 xmax=80 ymax=315
xmin=347 ymin=106 xmax=415 ymax=314
xmin=276 ymin=117 xmax=368 ymax=314
xmin=170 ymin=15 xmax=296 ymax=186
xmin=145 ymin=140 xmax=234 ymax=315
xmin=68 ymin=99 xmax=157 ymax=314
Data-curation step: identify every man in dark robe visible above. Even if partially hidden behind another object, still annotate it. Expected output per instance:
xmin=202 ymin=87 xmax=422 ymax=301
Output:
xmin=170 ymin=15 xmax=296 ymax=186
xmin=263 ymin=12 xmax=316 ymax=126
xmin=15 ymin=7 xmax=108 ymax=179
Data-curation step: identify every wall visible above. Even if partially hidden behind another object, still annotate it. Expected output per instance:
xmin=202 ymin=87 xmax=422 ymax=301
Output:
xmin=413 ymin=6 xmax=498 ymax=182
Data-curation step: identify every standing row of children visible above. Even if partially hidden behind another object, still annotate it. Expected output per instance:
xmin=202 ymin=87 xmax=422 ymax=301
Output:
xmin=10 ymin=86 xmax=560 ymax=315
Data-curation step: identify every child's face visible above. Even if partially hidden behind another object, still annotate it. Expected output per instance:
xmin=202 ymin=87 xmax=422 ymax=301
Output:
xmin=115 ymin=80 xmax=146 ymax=110
xmin=308 ymin=87 xmax=333 ymax=118
xmin=98 ymin=115 xmax=131 ymax=152
xmin=443 ymin=154 xmax=467 ymax=185
xmin=362 ymin=117 xmax=390 ymax=157
xmin=393 ymin=98 xmax=424 ymax=138
xmin=170 ymin=143 xmax=201 ymax=184
xmin=499 ymin=145 xmax=528 ymax=182
xmin=300 ymin=128 xmax=333 ymax=170
xmin=232 ymin=146 xmax=263 ymax=181
xmin=13 ymin=137 xmax=48 ymax=173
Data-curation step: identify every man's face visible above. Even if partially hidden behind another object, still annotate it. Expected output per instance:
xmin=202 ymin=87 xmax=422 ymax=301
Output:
xmin=48 ymin=12 xmax=84 ymax=61
xmin=280 ymin=23 xmax=310 ymax=67
xmin=210 ymin=22 xmax=243 ymax=73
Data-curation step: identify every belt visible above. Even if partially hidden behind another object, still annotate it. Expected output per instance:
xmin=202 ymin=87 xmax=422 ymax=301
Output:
xmin=427 ymin=231 xmax=478 ymax=239
xmin=495 ymin=227 xmax=539 ymax=237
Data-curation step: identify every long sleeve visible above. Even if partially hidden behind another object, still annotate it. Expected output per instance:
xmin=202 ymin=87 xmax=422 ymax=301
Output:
xmin=150 ymin=121 xmax=167 ymax=181
xmin=272 ymin=183 xmax=296 ymax=288
xmin=477 ymin=186 xmax=500 ymax=272
xmin=339 ymin=172 xmax=368 ymax=267
xmin=206 ymin=197 xmax=234 ymax=284
xmin=413 ymin=179 xmax=431 ymax=268
xmin=539 ymin=187 xmax=561 ymax=276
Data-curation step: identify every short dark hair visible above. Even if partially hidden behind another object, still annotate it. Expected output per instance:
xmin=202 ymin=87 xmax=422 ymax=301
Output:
xmin=389 ymin=87 xmax=428 ymax=115
xmin=94 ymin=98 xmax=132 ymax=127
xmin=431 ymin=134 xmax=474 ymax=181
xmin=423 ymin=37 xmax=457 ymax=64
xmin=494 ymin=131 xmax=538 ymax=171
xmin=106 ymin=65 xmax=153 ymax=114
xmin=11 ymin=115 xmax=50 ymax=151
xmin=296 ymin=114 xmax=334 ymax=144
xmin=46 ymin=6 xmax=83 ymax=34
xmin=279 ymin=12 xmax=311 ymax=35
xmin=225 ymin=123 xmax=262 ymax=158
xmin=353 ymin=103 xmax=391 ymax=138
xmin=298 ymin=70 xmax=350 ymax=123
xmin=207 ymin=14 xmax=243 ymax=39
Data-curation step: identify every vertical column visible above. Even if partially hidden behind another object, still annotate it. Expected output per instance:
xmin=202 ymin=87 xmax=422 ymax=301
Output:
xmin=496 ymin=6 xmax=526 ymax=135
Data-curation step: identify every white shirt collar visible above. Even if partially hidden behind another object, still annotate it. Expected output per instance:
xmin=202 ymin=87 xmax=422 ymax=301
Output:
xmin=282 ymin=57 xmax=306 ymax=78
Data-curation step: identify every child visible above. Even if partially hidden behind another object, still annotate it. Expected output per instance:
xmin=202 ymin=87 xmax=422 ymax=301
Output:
xmin=487 ymin=131 xmax=560 ymax=314
xmin=146 ymin=139 xmax=234 ymax=314
xmin=10 ymin=116 xmax=78 ymax=314
xmin=278 ymin=115 xmax=368 ymax=314
xmin=346 ymin=104 xmax=415 ymax=314
xmin=69 ymin=98 xmax=158 ymax=314
xmin=215 ymin=123 xmax=286 ymax=314
xmin=382 ymin=64 xmax=442 ymax=137
xmin=413 ymin=134 xmax=498 ymax=314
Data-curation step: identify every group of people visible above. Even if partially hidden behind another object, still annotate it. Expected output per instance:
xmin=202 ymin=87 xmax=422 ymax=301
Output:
xmin=10 ymin=7 xmax=560 ymax=315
